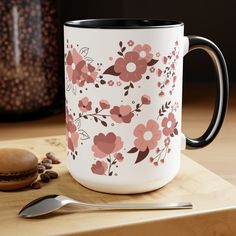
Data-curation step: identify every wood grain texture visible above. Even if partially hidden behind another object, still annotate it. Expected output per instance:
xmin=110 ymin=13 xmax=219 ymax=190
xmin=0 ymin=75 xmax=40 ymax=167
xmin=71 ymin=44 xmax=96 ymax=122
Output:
xmin=0 ymin=136 xmax=236 ymax=235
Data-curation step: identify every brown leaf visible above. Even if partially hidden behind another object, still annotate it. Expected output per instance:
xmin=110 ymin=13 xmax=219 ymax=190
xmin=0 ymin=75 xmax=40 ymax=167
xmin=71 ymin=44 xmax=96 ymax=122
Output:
xmin=124 ymin=90 xmax=129 ymax=96
xmin=127 ymin=147 xmax=138 ymax=153
xmin=118 ymin=52 xmax=123 ymax=56
xmin=119 ymin=41 xmax=123 ymax=47
xmin=135 ymin=148 xmax=149 ymax=164
xmin=174 ymin=128 xmax=178 ymax=135
xmin=103 ymin=65 xmax=120 ymax=76
xmin=147 ymin=59 xmax=159 ymax=66
xmin=101 ymin=120 xmax=107 ymax=127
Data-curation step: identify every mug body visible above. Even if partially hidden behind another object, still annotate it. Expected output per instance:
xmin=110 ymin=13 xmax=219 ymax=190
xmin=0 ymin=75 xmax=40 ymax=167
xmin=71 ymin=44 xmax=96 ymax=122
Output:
xmin=64 ymin=19 xmax=184 ymax=193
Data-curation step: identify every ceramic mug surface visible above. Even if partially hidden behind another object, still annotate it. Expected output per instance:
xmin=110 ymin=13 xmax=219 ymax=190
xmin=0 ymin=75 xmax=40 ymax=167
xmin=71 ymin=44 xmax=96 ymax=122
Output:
xmin=64 ymin=19 xmax=229 ymax=194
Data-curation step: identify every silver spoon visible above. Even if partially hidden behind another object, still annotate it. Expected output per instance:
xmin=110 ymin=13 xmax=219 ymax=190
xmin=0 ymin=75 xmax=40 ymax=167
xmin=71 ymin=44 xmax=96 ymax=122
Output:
xmin=19 ymin=194 xmax=193 ymax=218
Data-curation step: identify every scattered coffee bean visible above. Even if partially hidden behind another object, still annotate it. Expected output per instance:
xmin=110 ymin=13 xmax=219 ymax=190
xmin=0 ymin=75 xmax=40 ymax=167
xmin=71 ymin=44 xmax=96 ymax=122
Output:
xmin=42 ymin=163 xmax=52 ymax=169
xmin=40 ymin=173 xmax=50 ymax=183
xmin=37 ymin=164 xmax=46 ymax=173
xmin=46 ymin=152 xmax=61 ymax=164
xmin=45 ymin=170 xmax=58 ymax=179
xmin=42 ymin=158 xmax=52 ymax=164
xmin=31 ymin=181 xmax=41 ymax=189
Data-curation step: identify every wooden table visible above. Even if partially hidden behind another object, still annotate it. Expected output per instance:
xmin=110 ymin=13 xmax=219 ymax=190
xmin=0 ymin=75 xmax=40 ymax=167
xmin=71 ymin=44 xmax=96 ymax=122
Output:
xmin=1 ymin=136 xmax=236 ymax=235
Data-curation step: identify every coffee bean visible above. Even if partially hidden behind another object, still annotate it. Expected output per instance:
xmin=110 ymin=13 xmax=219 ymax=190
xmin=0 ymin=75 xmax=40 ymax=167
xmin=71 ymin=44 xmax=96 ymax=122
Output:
xmin=37 ymin=164 xmax=46 ymax=173
xmin=42 ymin=163 xmax=52 ymax=169
xmin=0 ymin=1 xmax=60 ymax=113
xmin=46 ymin=152 xmax=61 ymax=164
xmin=40 ymin=173 xmax=50 ymax=183
xmin=31 ymin=181 xmax=41 ymax=189
xmin=45 ymin=170 xmax=58 ymax=179
xmin=42 ymin=158 xmax=52 ymax=164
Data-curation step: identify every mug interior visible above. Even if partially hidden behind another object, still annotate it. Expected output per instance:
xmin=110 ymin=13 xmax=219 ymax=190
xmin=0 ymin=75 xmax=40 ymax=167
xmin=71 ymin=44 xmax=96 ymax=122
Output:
xmin=64 ymin=18 xmax=183 ymax=29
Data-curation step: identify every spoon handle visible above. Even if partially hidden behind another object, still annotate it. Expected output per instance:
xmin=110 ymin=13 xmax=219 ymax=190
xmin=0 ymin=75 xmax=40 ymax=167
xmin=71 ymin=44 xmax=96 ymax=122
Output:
xmin=75 ymin=201 xmax=193 ymax=210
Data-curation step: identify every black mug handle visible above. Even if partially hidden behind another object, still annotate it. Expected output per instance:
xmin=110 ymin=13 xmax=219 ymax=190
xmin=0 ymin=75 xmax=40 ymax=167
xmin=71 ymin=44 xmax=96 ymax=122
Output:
xmin=184 ymin=36 xmax=229 ymax=149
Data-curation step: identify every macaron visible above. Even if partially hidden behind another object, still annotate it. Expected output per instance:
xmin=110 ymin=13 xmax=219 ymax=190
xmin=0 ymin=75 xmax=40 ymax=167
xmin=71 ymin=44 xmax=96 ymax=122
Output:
xmin=0 ymin=148 xmax=38 ymax=191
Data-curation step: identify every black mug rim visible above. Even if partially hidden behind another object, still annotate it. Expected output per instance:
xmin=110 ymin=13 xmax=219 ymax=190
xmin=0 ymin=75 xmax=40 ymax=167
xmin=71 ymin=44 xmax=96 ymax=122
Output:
xmin=64 ymin=18 xmax=184 ymax=29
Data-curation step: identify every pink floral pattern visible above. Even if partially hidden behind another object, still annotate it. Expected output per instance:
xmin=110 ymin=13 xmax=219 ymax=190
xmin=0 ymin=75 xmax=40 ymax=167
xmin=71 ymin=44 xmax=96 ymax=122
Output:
xmin=78 ymin=97 xmax=92 ymax=112
xmin=110 ymin=105 xmax=134 ymax=123
xmin=65 ymin=40 xmax=179 ymax=97
xmin=133 ymin=120 xmax=161 ymax=152
xmin=114 ymin=51 xmax=147 ymax=82
xmin=103 ymin=41 xmax=159 ymax=96
xmin=133 ymin=44 xmax=153 ymax=62
xmin=66 ymin=107 xmax=79 ymax=154
xmin=65 ymin=39 xmax=181 ymax=175
xmin=65 ymin=47 xmax=98 ymax=87
xmin=162 ymin=112 xmax=177 ymax=136
xmin=156 ymin=40 xmax=179 ymax=96
xmin=128 ymin=101 xmax=179 ymax=165
xmin=78 ymin=95 xmax=151 ymax=126
xmin=91 ymin=132 xmax=124 ymax=176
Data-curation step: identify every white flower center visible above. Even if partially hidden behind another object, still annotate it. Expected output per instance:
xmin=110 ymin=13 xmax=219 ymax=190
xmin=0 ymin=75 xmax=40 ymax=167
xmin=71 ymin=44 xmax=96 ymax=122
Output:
xmin=140 ymin=51 xmax=146 ymax=58
xmin=126 ymin=62 xmax=136 ymax=72
xmin=167 ymin=121 xmax=172 ymax=128
xmin=87 ymin=72 xmax=91 ymax=76
xmin=71 ymin=63 xmax=76 ymax=70
xmin=143 ymin=131 xmax=153 ymax=140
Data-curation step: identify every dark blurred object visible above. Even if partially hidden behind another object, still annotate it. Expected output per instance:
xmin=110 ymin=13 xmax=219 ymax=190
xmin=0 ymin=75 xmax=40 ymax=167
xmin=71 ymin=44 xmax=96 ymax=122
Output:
xmin=0 ymin=0 xmax=63 ymax=121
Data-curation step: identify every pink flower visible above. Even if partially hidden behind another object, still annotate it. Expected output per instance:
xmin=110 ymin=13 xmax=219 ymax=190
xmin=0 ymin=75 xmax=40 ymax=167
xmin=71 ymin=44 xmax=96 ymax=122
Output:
xmin=116 ymin=81 xmax=122 ymax=86
xmin=108 ymin=80 xmax=114 ymax=86
xmin=99 ymin=99 xmax=110 ymax=109
xmin=66 ymin=48 xmax=86 ymax=85
xmin=133 ymin=44 xmax=153 ymax=62
xmin=114 ymin=153 xmax=124 ymax=162
xmin=170 ymin=63 xmax=175 ymax=70
xmin=141 ymin=95 xmax=151 ymax=105
xmin=66 ymin=108 xmax=79 ymax=152
xmin=159 ymin=91 xmax=165 ymax=97
xmin=78 ymin=97 xmax=92 ymax=112
xmin=157 ymin=69 xmax=162 ymax=77
xmin=149 ymin=67 xmax=155 ymax=73
xmin=114 ymin=51 xmax=147 ymax=83
xmin=92 ymin=132 xmax=123 ymax=158
xmin=128 ymin=40 xmax=134 ymax=46
xmin=91 ymin=161 xmax=108 ymax=175
xmin=156 ymin=52 xmax=160 ymax=57
xmin=81 ymin=64 xmax=98 ymax=84
xmin=133 ymin=120 xmax=161 ymax=152
xmin=162 ymin=112 xmax=177 ymax=136
xmin=110 ymin=105 xmax=134 ymax=123
xmin=164 ymin=137 xmax=170 ymax=147
xmin=162 ymin=56 xmax=167 ymax=64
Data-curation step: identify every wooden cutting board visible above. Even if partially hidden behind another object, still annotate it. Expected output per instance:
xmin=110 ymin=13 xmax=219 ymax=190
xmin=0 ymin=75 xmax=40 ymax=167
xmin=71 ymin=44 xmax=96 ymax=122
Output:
xmin=0 ymin=135 xmax=236 ymax=235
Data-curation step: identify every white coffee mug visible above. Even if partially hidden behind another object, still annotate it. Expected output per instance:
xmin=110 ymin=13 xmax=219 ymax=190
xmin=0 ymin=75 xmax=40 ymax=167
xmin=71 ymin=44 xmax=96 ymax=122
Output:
xmin=64 ymin=19 xmax=229 ymax=194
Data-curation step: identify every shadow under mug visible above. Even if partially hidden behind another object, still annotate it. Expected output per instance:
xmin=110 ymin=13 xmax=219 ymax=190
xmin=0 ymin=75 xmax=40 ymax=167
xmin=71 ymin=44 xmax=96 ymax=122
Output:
xmin=64 ymin=19 xmax=229 ymax=194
